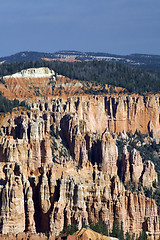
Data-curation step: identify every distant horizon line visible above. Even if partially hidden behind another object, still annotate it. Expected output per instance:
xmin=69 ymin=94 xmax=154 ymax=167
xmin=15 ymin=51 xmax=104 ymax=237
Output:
xmin=1 ymin=50 xmax=160 ymax=59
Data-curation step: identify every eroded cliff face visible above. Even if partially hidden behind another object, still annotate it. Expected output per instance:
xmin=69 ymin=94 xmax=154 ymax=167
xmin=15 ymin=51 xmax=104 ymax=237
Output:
xmin=0 ymin=111 xmax=52 ymax=170
xmin=122 ymin=147 xmax=158 ymax=188
xmin=0 ymin=68 xmax=160 ymax=239
xmin=0 ymin=162 xmax=35 ymax=234
xmin=1 ymin=67 xmax=120 ymax=100
xmin=0 ymin=162 xmax=159 ymax=238
xmin=26 ymin=94 xmax=160 ymax=142
xmin=0 ymin=95 xmax=159 ymax=239
xmin=1 ymin=68 xmax=160 ymax=141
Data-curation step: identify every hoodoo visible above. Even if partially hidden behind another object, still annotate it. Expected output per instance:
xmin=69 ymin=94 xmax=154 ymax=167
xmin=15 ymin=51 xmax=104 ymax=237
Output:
xmin=0 ymin=67 xmax=160 ymax=239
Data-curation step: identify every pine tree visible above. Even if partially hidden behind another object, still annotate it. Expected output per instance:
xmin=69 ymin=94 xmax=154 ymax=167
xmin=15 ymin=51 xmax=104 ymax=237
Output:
xmin=119 ymin=222 xmax=124 ymax=240
xmin=111 ymin=220 xmax=120 ymax=238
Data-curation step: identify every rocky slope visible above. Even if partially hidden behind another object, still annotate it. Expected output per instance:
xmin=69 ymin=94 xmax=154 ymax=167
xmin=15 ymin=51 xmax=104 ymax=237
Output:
xmin=0 ymin=67 xmax=160 ymax=239
xmin=0 ymin=67 xmax=125 ymax=100
xmin=69 ymin=228 xmax=119 ymax=240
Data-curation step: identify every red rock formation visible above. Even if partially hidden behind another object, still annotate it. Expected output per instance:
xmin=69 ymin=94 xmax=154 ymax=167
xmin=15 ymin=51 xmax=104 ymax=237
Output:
xmin=101 ymin=130 xmax=118 ymax=175
xmin=25 ymin=94 xmax=160 ymax=143
xmin=67 ymin=228 xmax=118 ymax=240
xmin=130 ymin=148 xmax=143 ymax=183
xmin=0 ymin=68 xmax=160 ymax=238
xmin=1 ymin=68 xmax=160 ymax=142
xmin=0 ymin=156 xmax=159 ymax=239
xmin=0 ymin=112 xmax=52 ymax=170
xmin=142 ymin=160 xmax=158 ymax=188
xmin=0 ymin=232 xmax=55 ymax=240
xmin=121 ymin=145 xmax=130 ymax=184
xmin=0 ymin=163 xmax=25 ymax=234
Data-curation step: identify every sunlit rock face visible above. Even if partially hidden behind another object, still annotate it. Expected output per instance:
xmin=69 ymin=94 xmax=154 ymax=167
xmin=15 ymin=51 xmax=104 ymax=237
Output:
xmin=0 ymin=162 xmax=159 ymax=238
xmin=4 ymin=67 xmax=56 ymax=79
xmin=0 ymin=111 xmax=52 ymax=170
xmin=1 ymin=67 xmax=160 ymax=143
xmin=0 ymin=68 xmax=160 ymax=239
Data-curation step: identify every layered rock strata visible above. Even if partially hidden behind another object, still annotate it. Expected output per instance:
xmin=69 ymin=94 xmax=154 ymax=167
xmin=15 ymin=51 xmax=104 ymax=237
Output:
xmin=26 ymin=94 xmax=160 ymax=142
xmin=0 ymin=162 xmax=159 ymax=238
xmin=0 ymin=111 xmax=52 ymax=170
xmin=0 ymin=90 xmax=160 ymax=238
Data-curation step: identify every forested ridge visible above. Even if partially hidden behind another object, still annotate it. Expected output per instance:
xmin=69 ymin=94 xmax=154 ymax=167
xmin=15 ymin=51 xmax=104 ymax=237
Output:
xmin=0 ymin=60 xmax=160 ymax=94
xmin=1 ymin=51 xmax=160 ymax=72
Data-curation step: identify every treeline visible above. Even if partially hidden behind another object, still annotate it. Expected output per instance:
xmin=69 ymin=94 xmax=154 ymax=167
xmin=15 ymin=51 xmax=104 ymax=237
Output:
xmin=0 ymin=92 xmax=28 ymax=113
xmin=47 ymin=61 xmax=160 ymax=93
xmin=0 ymin=60 xmax=160 ymax=94
xmin=61 ymin=220 xmax=148 ymax=240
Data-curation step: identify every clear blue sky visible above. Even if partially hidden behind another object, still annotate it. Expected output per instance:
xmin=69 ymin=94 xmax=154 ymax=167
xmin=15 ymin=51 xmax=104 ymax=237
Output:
xmin=0 ymin=0 xmax=160 ymax=57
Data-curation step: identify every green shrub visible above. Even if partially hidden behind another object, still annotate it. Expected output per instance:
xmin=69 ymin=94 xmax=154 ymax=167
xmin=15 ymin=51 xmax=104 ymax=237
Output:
xmin=60 ymin=224 xmax=78 ymax=236
xmin=89 ymin=220 xmax=108 ymax=236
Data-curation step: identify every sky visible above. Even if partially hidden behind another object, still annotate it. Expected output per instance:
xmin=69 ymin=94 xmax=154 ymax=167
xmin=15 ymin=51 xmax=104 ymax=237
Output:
xmin=0 ymin=0 xmax=160 ymax=57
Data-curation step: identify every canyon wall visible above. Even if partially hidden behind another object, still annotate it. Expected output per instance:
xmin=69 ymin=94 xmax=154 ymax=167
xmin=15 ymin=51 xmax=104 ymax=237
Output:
xmin=0 ymin=93 xmax=159 ymax=239
xmin=0 ymin=162 xmax=159 ymax=238
xmin=0 ymin=68 xmax=160 ymax=238
xmin=0 ymin=111 xmax=52 ymax=170
xmin=27 ymin=94 xmax=160 ymax=141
